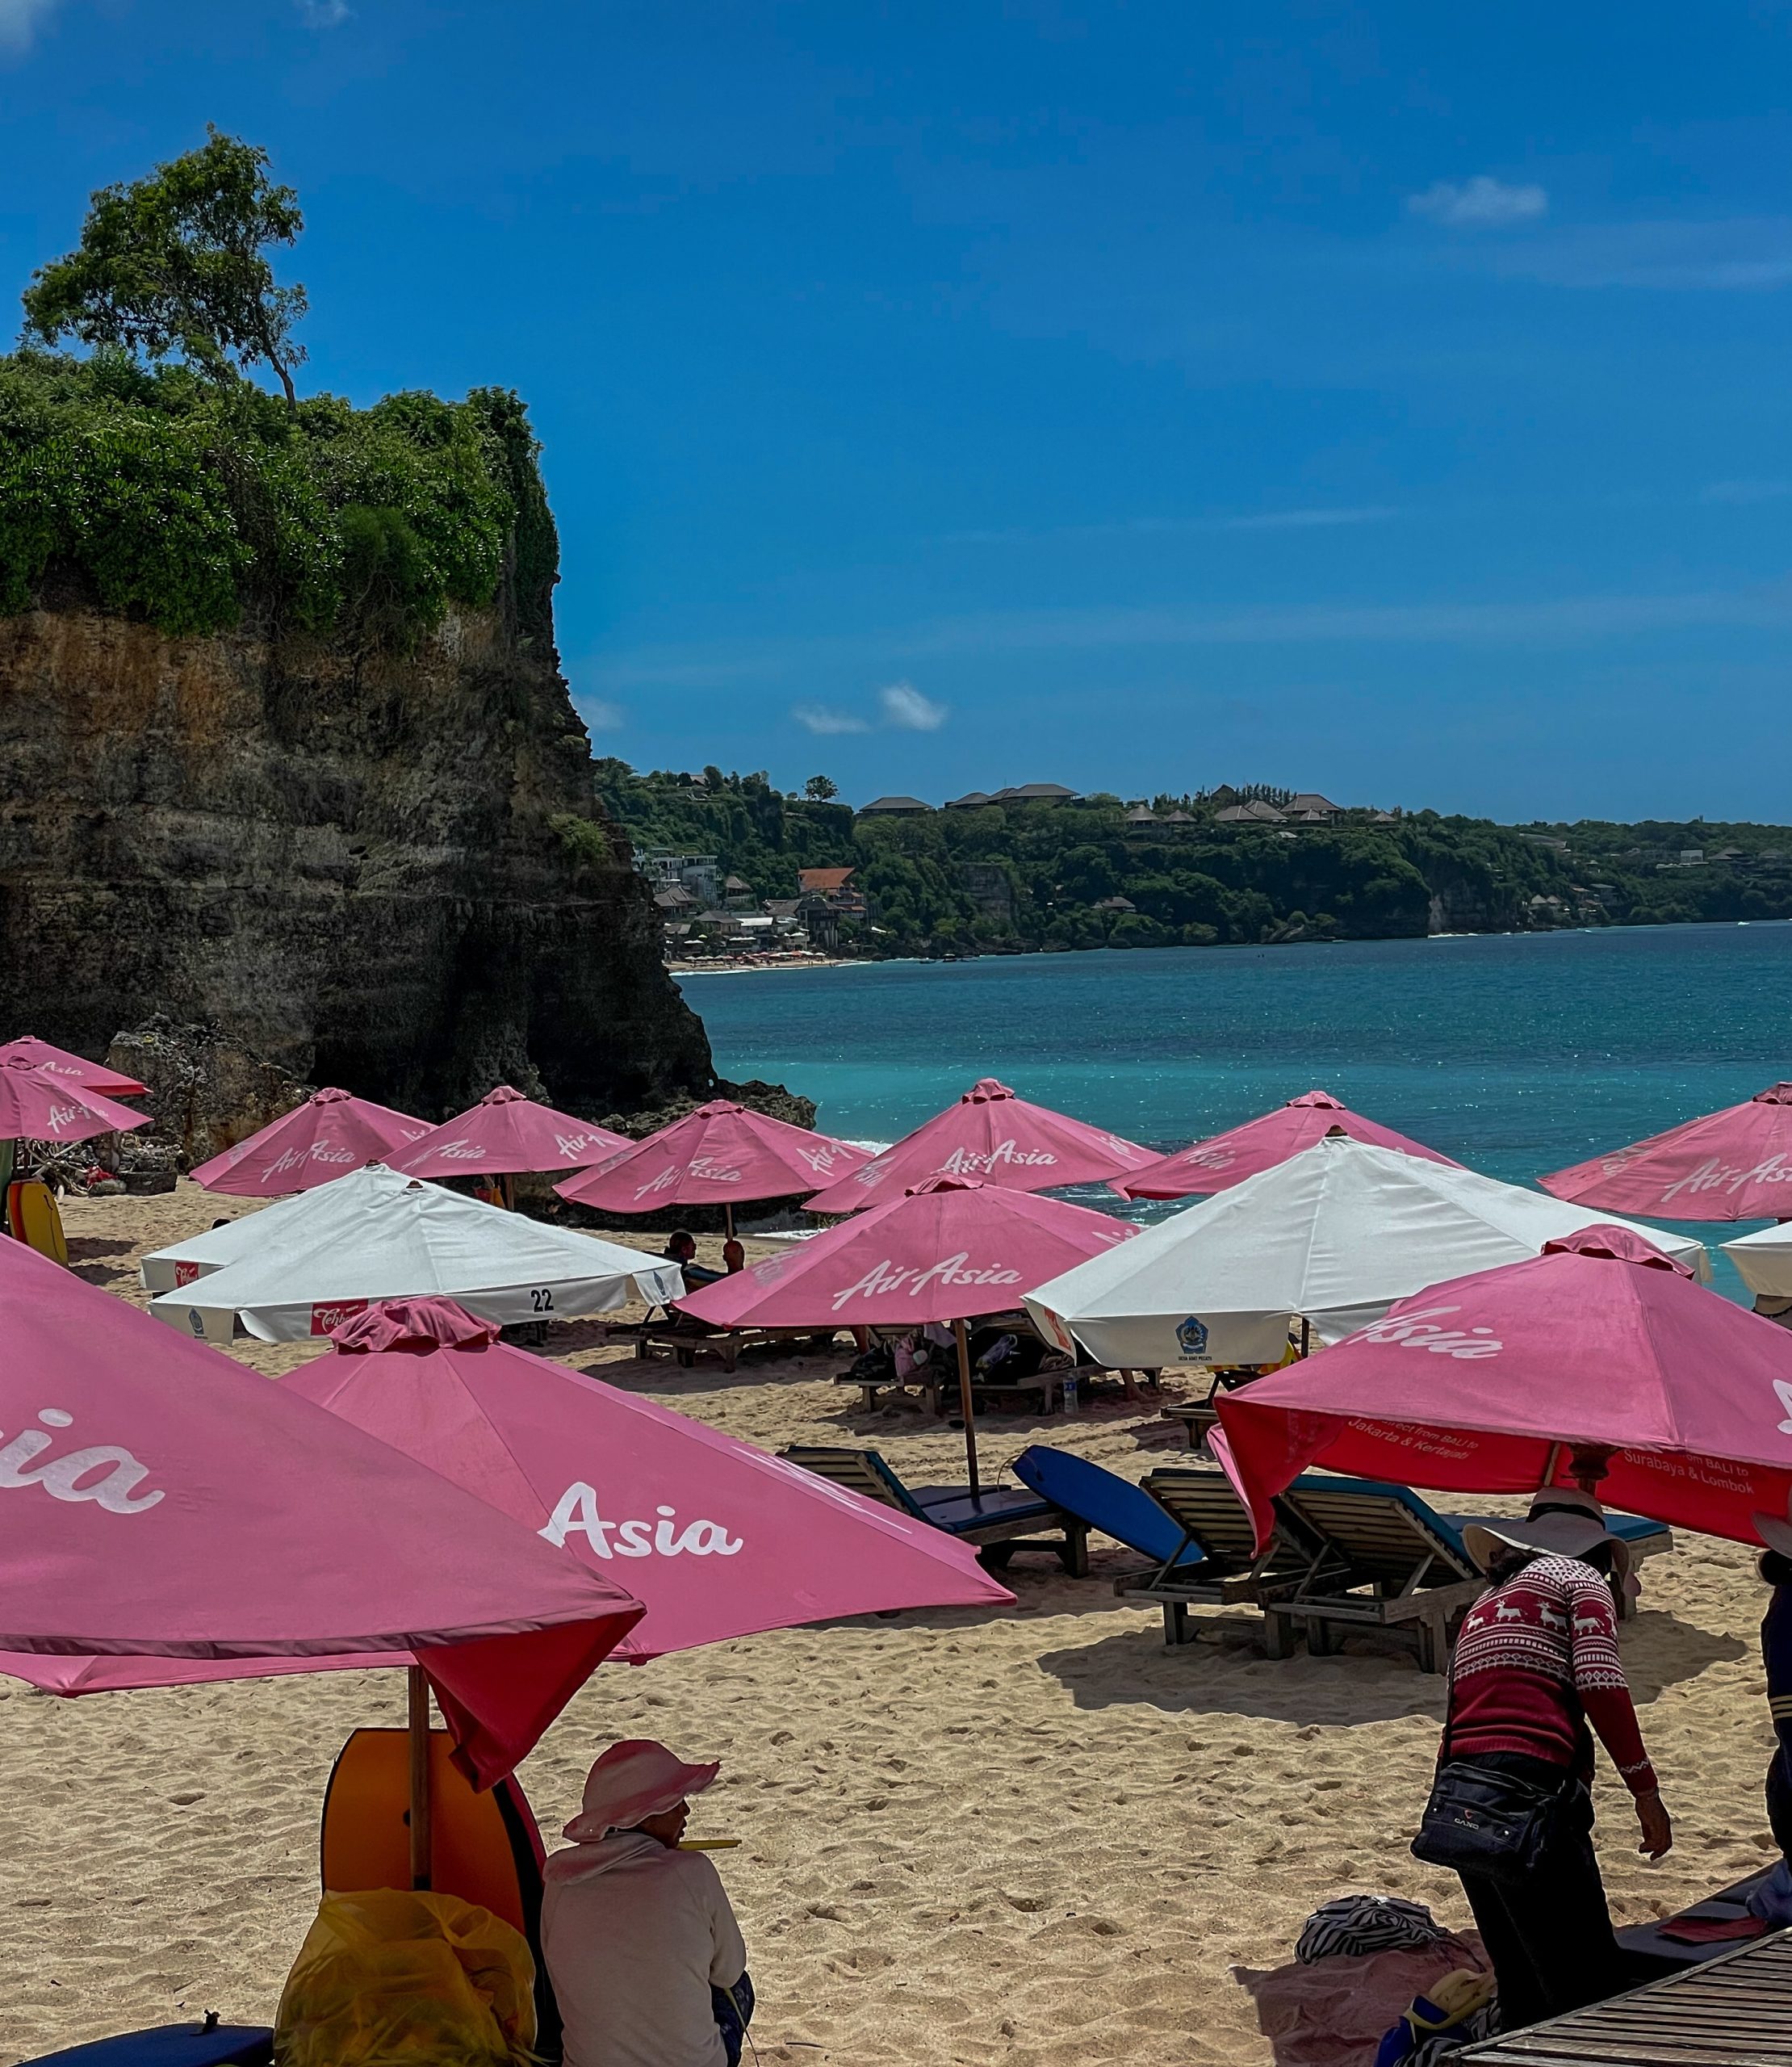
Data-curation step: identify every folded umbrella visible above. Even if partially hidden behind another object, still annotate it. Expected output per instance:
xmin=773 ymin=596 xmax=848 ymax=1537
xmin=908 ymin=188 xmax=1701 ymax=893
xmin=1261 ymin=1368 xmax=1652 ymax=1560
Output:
xmin=804 ymin=1077 xmax=1155 ymax=1215
xmin=1213 ymin=1225 xmax=1792 ymax=1549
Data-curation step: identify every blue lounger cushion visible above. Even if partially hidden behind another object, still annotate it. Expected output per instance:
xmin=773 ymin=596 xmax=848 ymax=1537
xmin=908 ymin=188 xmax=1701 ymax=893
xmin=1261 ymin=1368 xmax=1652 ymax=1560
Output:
xmin=24 ymin=2031 xmax=274 ymax=2067
xmin=908 ymin=1484 xmax=1058 ymax=1534
xmin=1013 ymin=1446 xmax=1206 ymax=1571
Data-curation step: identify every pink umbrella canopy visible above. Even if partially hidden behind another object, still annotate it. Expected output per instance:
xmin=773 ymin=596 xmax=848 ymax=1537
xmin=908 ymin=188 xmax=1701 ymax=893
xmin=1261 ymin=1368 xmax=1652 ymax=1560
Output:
xmin=1541 ymin=1083 xmax=1792 ymax=1222
xmin=190 ymin=1085 xmax=430 ymax=1197
xmin=1120 ymin=1089 xmax=1460 ymax=1201
xmin=804 ymin=1078 xmax=1156 ymax=1216
xmin=392 ymin=1084 xmax=630 ymax=1180
xmin=678 ymin=1174 xmax=1138 ymax=1331
xmin=0 ymin=1055 xmax=150 ymax=1143
xmin=0 ymin=1035 xmax=149 ymax=1099
xmin=1212 ymin=1225 xmax=1792 ymax=1550
xmin=556 ymin=1098 xmax=870 ymax=1215
xmin=0 ymin=1242 xmax=644 ymax=1784
xmin=279 ymin=1296 xmax=1011 ymax=1651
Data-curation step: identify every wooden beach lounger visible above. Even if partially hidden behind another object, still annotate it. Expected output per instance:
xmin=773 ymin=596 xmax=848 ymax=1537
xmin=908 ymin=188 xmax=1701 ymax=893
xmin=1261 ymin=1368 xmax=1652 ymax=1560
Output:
xmin=779 ymin=1444 xmax=1091 ymax=1574
xmin=1455 ymin=1922 xmax=1792 ymax=2064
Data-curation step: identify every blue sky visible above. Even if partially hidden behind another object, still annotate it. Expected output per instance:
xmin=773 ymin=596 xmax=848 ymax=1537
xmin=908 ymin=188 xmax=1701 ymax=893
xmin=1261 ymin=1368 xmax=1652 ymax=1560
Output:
xmin=5 ymin=3 xmax=1792 ymax=820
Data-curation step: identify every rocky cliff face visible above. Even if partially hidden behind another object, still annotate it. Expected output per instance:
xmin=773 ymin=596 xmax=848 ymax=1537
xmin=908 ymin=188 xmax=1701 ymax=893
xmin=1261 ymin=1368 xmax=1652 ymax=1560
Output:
xmin=0 ymin=603 xmax=714 ymax=1118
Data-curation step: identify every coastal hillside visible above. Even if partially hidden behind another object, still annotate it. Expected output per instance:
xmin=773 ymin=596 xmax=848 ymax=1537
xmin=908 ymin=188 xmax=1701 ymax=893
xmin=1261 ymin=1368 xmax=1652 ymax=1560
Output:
xmin=0 ymin=349 xmax=713 ymax=1114
xmin=598 ymin=761 xmax=1792 ymax=957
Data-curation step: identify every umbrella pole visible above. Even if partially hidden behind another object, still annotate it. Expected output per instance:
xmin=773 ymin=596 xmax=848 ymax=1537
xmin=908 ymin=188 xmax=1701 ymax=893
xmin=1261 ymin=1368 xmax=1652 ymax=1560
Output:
xmin=407 ymin=1665 xmax=433 ymax=1891
xmin=1299 ymin=1316 xmax=1310 ymax=1358
xmin=724 ymin=1203 xmax=735 ymax=1240
xmin=953 ymin=1318 xmax=982 ymax=1499
xmin=0 ymin=1138 xmax=13 ymax=1235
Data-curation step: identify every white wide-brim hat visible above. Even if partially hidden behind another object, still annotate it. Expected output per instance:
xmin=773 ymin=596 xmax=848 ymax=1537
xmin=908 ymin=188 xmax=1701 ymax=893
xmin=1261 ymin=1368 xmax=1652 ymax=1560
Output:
xmin=1755 ymin=1504 xmax=1792 ymax=1562
xmin=563 ymin=1738 xmax=720 ymax=1842
xmin=1461 ymin=1488 xmax=1627 ymax=1575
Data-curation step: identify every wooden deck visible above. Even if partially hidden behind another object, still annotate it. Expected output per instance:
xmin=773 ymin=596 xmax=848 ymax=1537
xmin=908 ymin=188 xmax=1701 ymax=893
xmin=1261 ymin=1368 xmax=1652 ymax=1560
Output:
xmin=1458 ymin=1927 xmax=1792 ymax=2065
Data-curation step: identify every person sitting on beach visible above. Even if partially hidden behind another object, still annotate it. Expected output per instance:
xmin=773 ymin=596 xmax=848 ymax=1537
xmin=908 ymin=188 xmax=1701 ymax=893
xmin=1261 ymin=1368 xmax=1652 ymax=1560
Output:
xmin=722 ymin=1234 xmax=745 ymax=1274
xmin=542 ymin=1739 xmax=750 ymax=2067
xmin=1427 ymin=1490 xmax=1672 ymax=2032
xmin=1753 ymin=1507 xmax=1792 ymax=1865
xmin=663 ymin=1231 xmax=723 ymax=1290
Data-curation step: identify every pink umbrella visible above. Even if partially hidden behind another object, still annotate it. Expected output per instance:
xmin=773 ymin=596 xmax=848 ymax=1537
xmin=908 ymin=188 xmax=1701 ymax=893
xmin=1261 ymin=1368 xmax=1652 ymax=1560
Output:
xmin=680 ymin=1176 xmax=1138 ymax=1486
xmin=1212 ymin=1225 xmax=1792 ymax=1550
xmin=0 ymin=1034 xmax=149 ymax=1098
xmin=0 ymin=1054 xmax=151 ymax=1143
xmin=0 ymin=1239 xmax=644 ymax=1788
xmin=804 ymin=1078 xmax=1155 ymax=1216
xmin=557 ymin=1098 xmax=872 ymax=1235
xmin=190 ymin=1085 xmax=430 ymax=1197
xmin=1541 ymin=1082 xmax=1792 ymax=1221
xmin=392 ymin=1085 xmax=629 ymax=1186
xmin=283 ymin=1296 xmax=1011 ymax=1650
xmin=1120 ymin=1089 xmax=1460 ymax=1201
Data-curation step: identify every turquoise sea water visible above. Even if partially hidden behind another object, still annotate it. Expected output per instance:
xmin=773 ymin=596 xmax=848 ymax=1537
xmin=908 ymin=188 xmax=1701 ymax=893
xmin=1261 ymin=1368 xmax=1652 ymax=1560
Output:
xmin=680 ymin=923 xmax=1792 ymax=1301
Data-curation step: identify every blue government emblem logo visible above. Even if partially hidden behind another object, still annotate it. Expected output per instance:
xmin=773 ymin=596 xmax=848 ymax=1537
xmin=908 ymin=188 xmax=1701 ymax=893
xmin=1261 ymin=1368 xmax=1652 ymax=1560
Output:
xmin=1175 ymin=1314 xmax=1210 ymax=1360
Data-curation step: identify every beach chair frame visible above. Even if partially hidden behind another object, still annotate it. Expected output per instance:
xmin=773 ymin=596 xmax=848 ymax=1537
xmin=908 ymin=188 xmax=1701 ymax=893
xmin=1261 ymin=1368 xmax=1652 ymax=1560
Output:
xmin=779 ymin=1444 xmax=1091 ymax=1574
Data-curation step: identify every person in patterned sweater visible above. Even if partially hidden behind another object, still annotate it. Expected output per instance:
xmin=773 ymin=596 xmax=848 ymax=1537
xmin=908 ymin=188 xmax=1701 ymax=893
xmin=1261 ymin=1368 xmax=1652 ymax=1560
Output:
xmin=1436 ymin=1489 xmax=1673 ymax=2032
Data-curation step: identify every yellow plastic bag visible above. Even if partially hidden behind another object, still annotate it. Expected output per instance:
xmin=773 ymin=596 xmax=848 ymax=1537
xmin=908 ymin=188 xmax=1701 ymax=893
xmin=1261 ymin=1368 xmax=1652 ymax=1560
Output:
xmin=275 ymin=1888 xmax=536 ymax=2067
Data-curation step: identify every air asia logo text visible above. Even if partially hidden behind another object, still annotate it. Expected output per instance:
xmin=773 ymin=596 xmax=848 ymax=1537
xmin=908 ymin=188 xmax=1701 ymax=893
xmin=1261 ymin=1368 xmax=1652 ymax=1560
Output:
xmin=633 ymin=1155 xmax=744 ymax=1199
xmin=429 ymin=1137 xmax=488 ymax=1162
xmin=309 ymin=1300 xmax=371 ymax=1335
xmin=262 ymin=1141 xmax=358 ymax=1181
xmin=0 ymin=1409 xmax=163 ymax=1513
xmin=540 ymin=1489 xmax=743 ymax=1558
xmin=939 ymin=1141 xmax=1059 ymax=1176
xmin=43 ymin=1101 xmax=95 ymax=1137
xmin=828 ymin=1252 xmax=1023 ymax=1312
xmin=1350 ymin=1306 xmax=1502 ymax=1359
xmin=1660 ymin=1155 xmax=1792 ymax=1204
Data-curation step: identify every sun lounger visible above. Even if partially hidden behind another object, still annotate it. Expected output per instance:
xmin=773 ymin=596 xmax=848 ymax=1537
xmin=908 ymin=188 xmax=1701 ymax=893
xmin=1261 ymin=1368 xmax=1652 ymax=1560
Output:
xmin=1455 ymin=1923 xmax=1792 ymax=2063
xmin=1013 ymin=1445 xmax=1210 ymax=1577
xmin=626 ymin=1316 xmax=847 ymax=1373
xmin=1617 ymin=1869 xmax=1776 ymax=1978
xmin=1107 ymin=1464 xmax=1338 ymax=1644
xmin=778 ymin=1445 xmax=1090 ymax=1574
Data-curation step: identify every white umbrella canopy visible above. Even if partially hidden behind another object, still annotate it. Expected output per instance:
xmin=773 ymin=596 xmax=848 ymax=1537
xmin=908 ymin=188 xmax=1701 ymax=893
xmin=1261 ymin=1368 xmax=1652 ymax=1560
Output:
xmin=1024 ymin=1136 xmax=1709 ymax=1370
xmin=147 ymin=1164 xmax=684 ymax=1343
xmin=140 ymin=1181 xmax=347 ymax=1293
xmin=1722 ymin=1222 xmax=1792 ymax=1299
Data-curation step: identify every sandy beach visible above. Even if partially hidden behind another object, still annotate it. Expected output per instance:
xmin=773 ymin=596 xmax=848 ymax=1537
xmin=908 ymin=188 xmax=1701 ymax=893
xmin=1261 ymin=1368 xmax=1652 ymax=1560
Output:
xmin=2 ymin=1182 xmax=1781 ymax=2067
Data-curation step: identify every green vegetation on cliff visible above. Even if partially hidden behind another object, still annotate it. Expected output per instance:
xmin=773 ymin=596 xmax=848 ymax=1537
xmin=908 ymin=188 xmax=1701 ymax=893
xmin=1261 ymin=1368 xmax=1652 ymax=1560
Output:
xmin=1 ymin=132 xmax=558 ymax=650
xmin=595 ymin=761 xmax=1792 ymax=955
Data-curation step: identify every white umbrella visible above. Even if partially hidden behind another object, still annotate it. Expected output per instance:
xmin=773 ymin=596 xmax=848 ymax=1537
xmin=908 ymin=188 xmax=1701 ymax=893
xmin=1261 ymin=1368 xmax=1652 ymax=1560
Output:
xmin=140 ymin=1182 xmax=349 ymax=1293
xmin=1721 ymin=1222 xmax=1792 ymax=1299
xmin=148 ymin=1164 xmax=684 ymax=1343
xmin=1024 ymin=1136 xmax=1709 ymax=1369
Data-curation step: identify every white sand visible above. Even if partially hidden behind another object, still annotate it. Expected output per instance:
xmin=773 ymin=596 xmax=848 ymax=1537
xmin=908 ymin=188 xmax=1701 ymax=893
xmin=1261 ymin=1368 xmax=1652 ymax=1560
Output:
xmin=2 ymin=1183 xmax=1781 ymax=2065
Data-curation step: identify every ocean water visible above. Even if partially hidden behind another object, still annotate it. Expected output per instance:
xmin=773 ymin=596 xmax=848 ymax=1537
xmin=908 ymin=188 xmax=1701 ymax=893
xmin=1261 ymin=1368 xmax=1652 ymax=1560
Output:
xmin=680 ymin=922 xmax=1792 ymax=1300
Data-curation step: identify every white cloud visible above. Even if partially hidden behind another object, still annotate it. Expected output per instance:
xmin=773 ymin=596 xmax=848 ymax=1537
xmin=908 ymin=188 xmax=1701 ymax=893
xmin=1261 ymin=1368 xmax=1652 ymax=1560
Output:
xmin=580 ymin=698 xmax=626 ymax=732
xmin=1409 ymin=175 xmax=1548 ymax=229
xmin=1219 ymin=505 xmax=1400 ymax=533
xmin=792 ymin=703 xmax=869 ymax=735
xmin=296 ymin=0 xmax=350 ymax=24
xmin=878 ymin=681 xmax=948 ymax=731
xmin=0 ymin=0 xmax=62 ymax=51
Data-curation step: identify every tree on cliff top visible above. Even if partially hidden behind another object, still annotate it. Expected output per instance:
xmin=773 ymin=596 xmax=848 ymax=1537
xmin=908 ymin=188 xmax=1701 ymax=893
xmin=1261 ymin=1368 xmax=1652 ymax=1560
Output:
xmin=21 ymin=128 xmax=308 ymax=408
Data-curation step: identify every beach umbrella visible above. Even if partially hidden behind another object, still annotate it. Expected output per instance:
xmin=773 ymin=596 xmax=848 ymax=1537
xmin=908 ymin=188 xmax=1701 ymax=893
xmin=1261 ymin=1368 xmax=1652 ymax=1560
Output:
xmin=679 ymin=1176 xmax=1137 ymax=1487
xmin=1023 ymin=1136 xmax=1709 ymax=1372
xmin=1119 ymin=1089 xmax=1460 ymax=1201
xmin=0 ymin=1054 xmax=151 ymax=1143
xmin=140 ymin=1182 xmax=336 ymax=1293
xmin=1720 ymin=1222 xmax=1792 ymax=1301
xmin=556 ymin=1097 xmax=872 ymax=1235
xmin=190 ymin=1084 xmax=430 ymax=1197
xmin=0 ymin=1034 xmax=148 ymax=1097
xmin=0 ymin=1238 xmax=645 ymax=1790
xmin=1212 ymin=1226 xmax=1792 ymax=1549
xmin=148 ymin=1163 xmax=684 ymax=1343
xmin=284 ymin=1295 xmax=1011 ymax=1646
xmin=1540 ymin=1082 xmax=1792 ymax=1222
xmin=391 ymin=1084 xmax=630 ymax=1194
xmin=803 ymin=1077 xmax=1156 ymax=1216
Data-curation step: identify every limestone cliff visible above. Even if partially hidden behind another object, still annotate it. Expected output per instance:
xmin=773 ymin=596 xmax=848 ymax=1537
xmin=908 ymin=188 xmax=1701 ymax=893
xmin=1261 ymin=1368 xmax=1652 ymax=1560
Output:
xmin=0 ymin=602 xmax=714 ymax=1117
